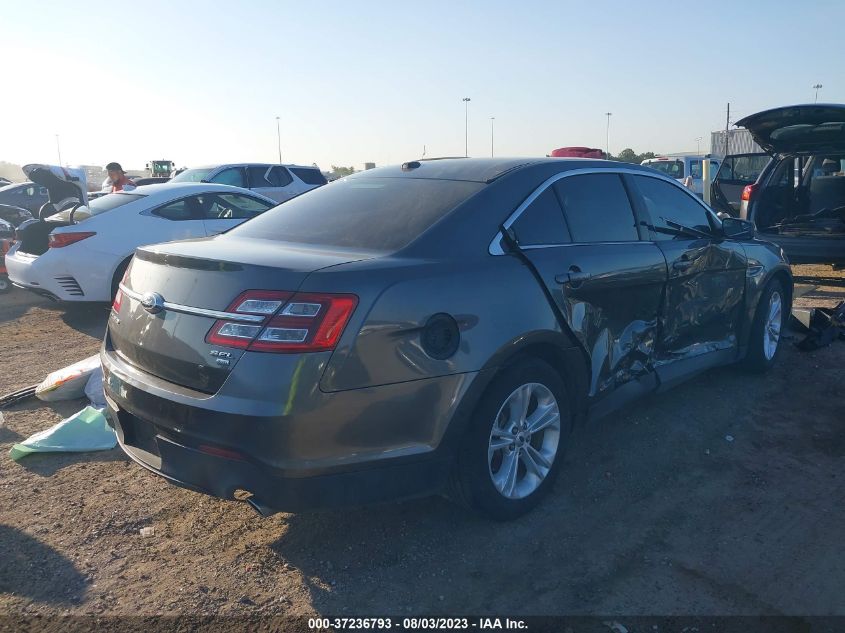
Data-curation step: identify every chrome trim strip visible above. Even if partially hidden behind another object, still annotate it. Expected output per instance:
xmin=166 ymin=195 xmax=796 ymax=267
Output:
xmin=488 ymin=166 xmax=721 ymax=255
xmin=118 ymin=284 xmax=266 ymax=323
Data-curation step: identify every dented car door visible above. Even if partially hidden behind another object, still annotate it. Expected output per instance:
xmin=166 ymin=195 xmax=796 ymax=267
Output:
xmin=626 ymin=174 xmax=747 ymax=380
xmin=511 ymin=172 xmax=667 ymax=400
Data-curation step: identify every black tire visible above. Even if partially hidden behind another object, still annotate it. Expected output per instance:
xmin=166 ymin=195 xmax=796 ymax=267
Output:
xmin=450 ymin=357 xmax=572 ymax=520
xmin=110 ymin=258 xmax=132 ymax=301
xmin=742 ymin=279 xmax=786 ymax=373
xmin=0 ymin=274 xmax=10 ymax=294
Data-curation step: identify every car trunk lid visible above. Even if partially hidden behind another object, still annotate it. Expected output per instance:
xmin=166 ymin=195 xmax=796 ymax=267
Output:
xmin=15 ymin=165 xmax=89 ymax=255
xmin=22 ymin=164 xmax=88 ymax=210
xmin=109 ymin=236 xmax=373 ymax=393
xmin=736 ymin=104 xmax=845 ymax=155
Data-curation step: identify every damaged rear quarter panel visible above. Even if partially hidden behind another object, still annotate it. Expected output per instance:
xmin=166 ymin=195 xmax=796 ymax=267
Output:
xmin=315 ymin=255 xmax=571 ymax=392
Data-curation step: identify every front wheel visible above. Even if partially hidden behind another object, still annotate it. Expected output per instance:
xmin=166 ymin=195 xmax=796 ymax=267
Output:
xmin=743 ymin=279 xmax=785 ymax=372
xmin=451 ymin=358 xmax=572 ymax=520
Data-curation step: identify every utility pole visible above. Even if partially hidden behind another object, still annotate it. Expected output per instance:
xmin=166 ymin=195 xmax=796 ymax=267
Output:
xmin=813 ymin=83 xmax=823 ymax=102
xmin=462 ymin=98 xmax=471 ymax=157
xmin=55 ymin=134 xmax=62 ymax=166
xmin=604 ymin=112 xmax=612 ymax=159
xmin=696 ymin=137 xmax=702 ymax=155
xmin=725 ymin=102 xmax=730 ymax=158
xmin=490 ymin=117 xmax=495 ymax=157
xmin=275 ymin=116 xmax=282 ymax=163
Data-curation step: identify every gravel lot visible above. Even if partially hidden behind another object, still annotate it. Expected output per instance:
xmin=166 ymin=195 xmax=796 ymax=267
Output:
xmin=1 ymin=265 xmax=844 ymax=617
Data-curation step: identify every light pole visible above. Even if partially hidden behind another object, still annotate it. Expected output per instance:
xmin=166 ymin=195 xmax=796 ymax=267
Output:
xmin=55 ymin=134 xmax=62 ymax=166
xmin=462 ymin=97 xmax=471 ymax=157
xmin=275 ymin=116 xmax=282 ymax=163
xmin=813 ymin=83 xmax=823 ymax=103
xmin=695 ymin=136 xmax=702 ymax=155
xmin=604 ymin=112 xmax=612 ymax=159
xmin=490 ymin=117 xmax=495 ymax=157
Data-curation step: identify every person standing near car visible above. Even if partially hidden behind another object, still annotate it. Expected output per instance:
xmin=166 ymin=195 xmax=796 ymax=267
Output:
xmin=105 ymin=162 xmax=136 ymax=192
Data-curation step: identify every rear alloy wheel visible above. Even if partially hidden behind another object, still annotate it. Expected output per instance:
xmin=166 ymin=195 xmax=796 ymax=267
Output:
xmin=743 ymin=279 xmax=785 ymax=372
xmin=452 ymin=358 xmax=572 ymax=520
xmin=488 ymin=383 xmax=560 ymax=499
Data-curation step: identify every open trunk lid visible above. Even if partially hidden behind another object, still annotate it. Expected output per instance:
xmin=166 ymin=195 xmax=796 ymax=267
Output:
xmin=14 ymin=165 xmax=89 ymax=255
xmin=22 ymin=164 xmax=88 ymax=213
xmin=736 ymin=104 xmax=845 ymax=155
xmin=109 ymin=236 xmax=373 ymax=393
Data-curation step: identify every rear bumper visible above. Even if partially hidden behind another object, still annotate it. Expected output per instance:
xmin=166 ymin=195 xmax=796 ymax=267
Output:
xmin=107 ymin=406 xmax=452 ymax=513
xmin=101 ymin=344 xmax=479 ymax=513
xmin=5 ymin=246 xmax=89 ymax=301
xmin=758 ymin=231 xmax=845 ymax=264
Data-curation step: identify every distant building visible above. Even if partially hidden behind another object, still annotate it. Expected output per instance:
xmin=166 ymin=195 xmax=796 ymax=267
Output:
xmin=711 ymin=129 xmax=764 ymax=157
xmin=364 ymin=162 xmax=376 ymax=170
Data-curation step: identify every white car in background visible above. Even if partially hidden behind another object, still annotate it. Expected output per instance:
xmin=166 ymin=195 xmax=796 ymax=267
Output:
xmin=169 ymin=163 xmax=327 ymax=202
xmin=641 ymin=155 xmax=721 ymax=196
xmin=6 ymin=182 xmax=277 ymax=303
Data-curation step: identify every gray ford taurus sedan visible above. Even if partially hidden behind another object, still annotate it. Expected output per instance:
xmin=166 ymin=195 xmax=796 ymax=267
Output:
xmin=102 ymin=157 xmax=792 ymax=520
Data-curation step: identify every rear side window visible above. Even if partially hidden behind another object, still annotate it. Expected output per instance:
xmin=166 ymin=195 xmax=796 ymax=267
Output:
xmin=290 ymin=167 xmax=328 ymax=186
xmin=206 ymin=194 xmax=274 ymax=219
xmin=209 ymin=167 xmax=246 ymax=188
xmin=268 ymin=166 xmax=293 ymax=187
xmin=153 ymin=197 xmax=198 ymax=221
xmin=248 ymin=166 xmax=293 ymax=188
xmin=228 ymin=177 xmax=484 ymax=252
xmin=631 ymin=175 xmax=713 ymax=240
xmin=511 ymin=188 xmax=569 ymax=246
xmin=554 ymin=174 xmax=638 ymax=242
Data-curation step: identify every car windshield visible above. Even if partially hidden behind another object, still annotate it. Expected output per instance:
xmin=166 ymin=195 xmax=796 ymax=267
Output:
xmin=645 ymin=160 xmax=685 ymax=179
xmin=47 ymin=193 xmax=145 ymax=222
xmin=170 ymin=168 xmax=216 ymax=183
xmin=227 ymin=177 xmax=484 ymax=252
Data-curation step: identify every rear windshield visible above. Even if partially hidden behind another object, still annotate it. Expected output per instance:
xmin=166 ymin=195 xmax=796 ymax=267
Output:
xmin=228 ymin=177 xmax=484 ymax=252
xmin=644 ymin=160 xmax=684 ymax=179
xmin=48 ymin=193 xmax=144 ymax=222
xmin=170 ymin=168 xmax=215 ymax=183
xmin=290 ymin=168 xmax=328 ymax=186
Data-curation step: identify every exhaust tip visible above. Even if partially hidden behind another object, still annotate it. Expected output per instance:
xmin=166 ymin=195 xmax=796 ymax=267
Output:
xmin=234 ymin=488 xmax=278 ymax=518
xmin=245 ymin=497 xmax=278 ymax=518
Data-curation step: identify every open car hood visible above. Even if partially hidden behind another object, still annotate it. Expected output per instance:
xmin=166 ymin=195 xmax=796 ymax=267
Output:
xmin=736 ymin=104 xmax=845 ymax=156
xmin=21 ymin=164 xmax=88 ymax=208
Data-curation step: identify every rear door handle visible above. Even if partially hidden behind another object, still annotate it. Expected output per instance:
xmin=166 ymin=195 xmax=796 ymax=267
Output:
xmin=555 ymin=267 xmax=591 ymax=287
xmin=672 ymin=259 xmax=694 ymax=270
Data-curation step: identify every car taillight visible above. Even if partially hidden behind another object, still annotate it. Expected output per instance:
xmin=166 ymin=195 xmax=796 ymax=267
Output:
xmin=112 ymin=288 xmax=123 ymax=312
xmin=252 ymin=293 xmax=358 ymax=352
xmin=205 ymin=290 xmax=293 ymax=349
xmin=48 ymin=232 xmax=96 ymax=248
xmin=112 ymin=267 xmax=130 ymax=313
xmin=741 ymin=184 xmax=759 ymax=202
xmin=206 ymin=290 xmax=358 ymax=353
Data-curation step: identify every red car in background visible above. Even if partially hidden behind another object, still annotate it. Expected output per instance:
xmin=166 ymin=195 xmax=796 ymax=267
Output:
xmin=550 ymin=147 xmax=605 ymax=159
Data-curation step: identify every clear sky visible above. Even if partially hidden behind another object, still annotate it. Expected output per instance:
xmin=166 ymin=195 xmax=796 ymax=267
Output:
xmin=1 ymin=0 xmax=843 ymax=171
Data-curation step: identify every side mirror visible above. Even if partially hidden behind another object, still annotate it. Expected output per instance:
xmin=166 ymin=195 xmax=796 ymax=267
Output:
xmin=716 ymin=211 xmax=731 ymax=220
xmin=722 ymin=217 xmax=755 ymax=240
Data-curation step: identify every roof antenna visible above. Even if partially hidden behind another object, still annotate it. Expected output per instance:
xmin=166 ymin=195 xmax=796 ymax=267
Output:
xmin=421 ymin=144 xmax=426 ymax=160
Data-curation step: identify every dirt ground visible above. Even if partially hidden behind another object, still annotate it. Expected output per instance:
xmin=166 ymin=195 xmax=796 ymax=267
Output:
xmin=0 ymin=265 xmax=843 ymax=618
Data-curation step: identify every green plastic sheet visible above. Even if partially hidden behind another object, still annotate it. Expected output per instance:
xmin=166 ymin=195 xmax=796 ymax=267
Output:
xmin=9 ymin=406 xmax=117 ymax=461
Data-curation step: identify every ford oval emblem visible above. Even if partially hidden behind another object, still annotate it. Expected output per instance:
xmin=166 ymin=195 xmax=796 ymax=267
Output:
xmin=141 ymin=291 xmax=165 ymax=315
